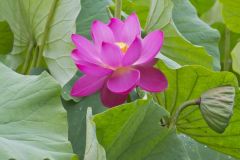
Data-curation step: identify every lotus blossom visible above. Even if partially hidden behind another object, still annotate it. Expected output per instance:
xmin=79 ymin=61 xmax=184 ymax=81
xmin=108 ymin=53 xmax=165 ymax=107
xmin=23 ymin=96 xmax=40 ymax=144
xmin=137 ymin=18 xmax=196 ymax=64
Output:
xmin=70 ymin=13 xmax=168 ymax=107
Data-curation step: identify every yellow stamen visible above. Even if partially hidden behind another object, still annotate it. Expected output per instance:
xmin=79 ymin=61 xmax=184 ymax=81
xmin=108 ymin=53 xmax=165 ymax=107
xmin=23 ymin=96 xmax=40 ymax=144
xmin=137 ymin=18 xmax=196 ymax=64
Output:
xmin=115 ymin=42 xmax=129 ymax=54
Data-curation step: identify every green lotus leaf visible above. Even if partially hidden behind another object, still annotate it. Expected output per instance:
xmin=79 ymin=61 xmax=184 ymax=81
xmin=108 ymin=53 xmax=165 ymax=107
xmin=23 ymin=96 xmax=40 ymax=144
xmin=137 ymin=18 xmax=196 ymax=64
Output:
xmin=0 ymin=62 xmax=75 ymax=159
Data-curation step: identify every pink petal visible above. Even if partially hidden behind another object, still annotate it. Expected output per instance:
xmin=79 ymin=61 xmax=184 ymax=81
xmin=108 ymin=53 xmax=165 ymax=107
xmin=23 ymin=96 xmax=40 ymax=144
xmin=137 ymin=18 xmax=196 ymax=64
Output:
xmin=72 ymin=48 xmax=112 ymax=76
xmin=127 ymin=58 xmax=157 ymax=68
xmin=108 ymin=18 xmax=124 ymax=42
xmin=100 ymin=84 xmax=128 ymax=107
xmin=71 ymin=49 xmax=99 ymax=65
xmin=137 ymin=66 xmax=168 ymax=92
xmin=136 ymin=30 xmax=164 ymax=64
xmin=139 ymin=58 xmax=157 ymax=67
xmin=107 ymin=68 xmax=140 ymax=93
xmin=120 ymin=13 xmax=141 ymax=44
xmin=71 ymin=49 xmax=86 ymax=63
xmin=122 ymin=37 xmax=142 ymax=66
xmin=100 ymin=42 xmax=123 ymax=68
xmin=71 ymin=34 xmax=100 ymax=63
xmin=71 ymin=75 xmax=106 ymax=97
xmin=76 ymin=62 xmax=113 ymax=77
xmin=91 ymin=20 xmax=115 ymax=45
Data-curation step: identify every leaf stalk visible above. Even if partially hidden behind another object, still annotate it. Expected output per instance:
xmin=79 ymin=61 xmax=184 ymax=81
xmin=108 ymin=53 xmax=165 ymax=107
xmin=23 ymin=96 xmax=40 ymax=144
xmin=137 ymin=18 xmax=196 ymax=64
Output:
xmin=21 ymin=42 xmax=34 ymax=74
xmin=115 ymin=0 xmax=122 ymax=19
xmin=223 ymin=27 xmax=231 ymax=71
xmin=169 ymin=98 xmax=200 ymax=129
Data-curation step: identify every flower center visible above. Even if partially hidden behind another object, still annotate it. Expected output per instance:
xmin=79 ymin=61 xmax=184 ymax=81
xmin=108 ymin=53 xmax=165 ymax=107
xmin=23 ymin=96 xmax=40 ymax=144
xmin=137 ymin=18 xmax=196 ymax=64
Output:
xmin=115 ymin=42 xmax=129 ymax=54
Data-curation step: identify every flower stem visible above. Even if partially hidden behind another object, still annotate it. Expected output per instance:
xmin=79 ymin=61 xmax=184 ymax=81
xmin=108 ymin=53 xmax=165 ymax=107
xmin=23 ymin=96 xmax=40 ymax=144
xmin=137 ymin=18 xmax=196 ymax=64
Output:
xmin=223 ymin=27 xmax=231 ymax=71
xmin=115 ymin=0 xmax=122 ymax=19
xmin=169 ymin=98 xmax=200 ymax=129
xmin=28 ymin=46 xmax=39 ymax=73
xmin=127 ymin=94 xmax=132 ymax=102
xmin=21 ymin=42 xmax=34 ymax=74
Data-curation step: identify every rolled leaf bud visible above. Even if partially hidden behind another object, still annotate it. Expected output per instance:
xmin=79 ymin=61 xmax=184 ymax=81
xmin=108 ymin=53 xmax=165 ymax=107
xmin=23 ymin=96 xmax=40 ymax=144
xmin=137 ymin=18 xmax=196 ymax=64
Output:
xmin=200 ymin=86 xmax=235 ymax=133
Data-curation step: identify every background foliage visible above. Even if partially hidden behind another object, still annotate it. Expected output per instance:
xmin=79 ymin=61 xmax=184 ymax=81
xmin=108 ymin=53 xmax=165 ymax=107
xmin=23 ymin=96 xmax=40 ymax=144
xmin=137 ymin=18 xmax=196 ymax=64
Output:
xmin=0 ymin=0 xmax=240 ymax=159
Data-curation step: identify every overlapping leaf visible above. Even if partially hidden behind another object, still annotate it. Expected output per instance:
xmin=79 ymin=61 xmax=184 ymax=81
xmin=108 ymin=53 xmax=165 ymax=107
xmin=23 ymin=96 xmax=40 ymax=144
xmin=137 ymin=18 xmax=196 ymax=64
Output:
xmin=63 ymin=94 xmax=106 ymax=159
xmin=211 ymin=22 xmax=240 ymax=65
xmin=231 ymin=42 xmax=240 ymax=75
xmin=220 ymin=0 xmax=240 ymax=33
xmin=159 ymin=23 xmax=213 ymax=69
xmin=200 ymin=1 xmax=223 ymax=25
xmin=144 ymin=0 xmax=172 ymax=31
xmin=181 ymin=134 xmax=237 ymax=160
xmin=122 ymin=0 xmax=150 ymax=26
xmin=155 ymin=62 xmax=240 ymax=158
xmin=172 ymin=0 xmax=220 ymax=70
xmin=84 ymin=108 xmax=106 ymax=160
xmin=0 ymin=63 xmax=75 ymax=159
xmin=122 ymin=0 xmax=214 ymax=69
xmin=0 ymin=0 xmax=80 ymax=85
xmin=77 ymin=0 xmax=111 ymax=39
xmin=93 ymin=98 xmax=190 ymax=160
xmin=190 ymin=0 xmax=216 ymax=15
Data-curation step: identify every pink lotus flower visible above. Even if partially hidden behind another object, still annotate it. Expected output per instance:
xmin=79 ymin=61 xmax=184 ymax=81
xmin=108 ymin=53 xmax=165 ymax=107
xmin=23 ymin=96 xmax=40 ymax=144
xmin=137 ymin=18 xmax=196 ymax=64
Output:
xmin=70 ymin=13 xmax=168 ymax=107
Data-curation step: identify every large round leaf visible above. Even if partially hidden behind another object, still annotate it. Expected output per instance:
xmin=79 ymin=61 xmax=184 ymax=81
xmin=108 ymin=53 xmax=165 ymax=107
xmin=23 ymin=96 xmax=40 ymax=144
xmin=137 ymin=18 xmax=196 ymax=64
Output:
xmin=0 ymin=0 xmax=80 ymax=85
xmin=0 ymin=63 xmax=75 ymax=159
xmin=122 ymin=0 xmax=214 ymax=69
xmin=172 ymin=0 xmax=220 ymax=70
xmin=93 ymin=98 xmax=190 ymax=160
xmin=181 ymin=134 xmax=237 ymax=160
xmin=155 ymin=62 xmax=240 ymax=158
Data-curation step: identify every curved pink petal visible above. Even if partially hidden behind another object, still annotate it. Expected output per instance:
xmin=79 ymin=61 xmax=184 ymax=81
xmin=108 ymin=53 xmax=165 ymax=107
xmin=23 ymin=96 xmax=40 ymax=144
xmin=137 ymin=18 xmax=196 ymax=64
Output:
xmin=136 ymin=30 xmax=164 ymax=64
xmin=71 ymin=75 xmax=106 ymax=97
xmin=137 ymin=66 xmax=168 ymax=92
xmin=71 ymin=49 xmax=86 ymax=63
xmin=71 ymin=49 xmax=99 ymax=64
xmin=107 ymin=68 xmax=140 ymax=93
xmin=120 ymin=13 xmax=141 ymax=44
xmin=71 ymin=34 xmax=100 ymax=63
xmin=100 ymin=84 xmax=128 ymax=108
xmin=91 ymin=20 xmax=115 ymax=45
xmin=122 ymin=37 xmax=142 ymax=66
xmin=108 ymin=18 xmax=124 ymax=42
xmin=76 ymin=63 xmax=113 ymax=77
xmin=142 ymin=58 xmax=157 ymax=67
xmin=100 ymin=42 xmax=123 ymax=68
